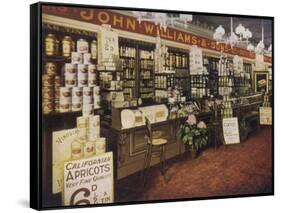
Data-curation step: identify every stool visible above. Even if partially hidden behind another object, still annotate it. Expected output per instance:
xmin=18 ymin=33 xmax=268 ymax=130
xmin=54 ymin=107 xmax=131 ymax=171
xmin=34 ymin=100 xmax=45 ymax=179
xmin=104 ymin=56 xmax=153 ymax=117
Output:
xmin=143 ymin=117 xmax=168 ymax=186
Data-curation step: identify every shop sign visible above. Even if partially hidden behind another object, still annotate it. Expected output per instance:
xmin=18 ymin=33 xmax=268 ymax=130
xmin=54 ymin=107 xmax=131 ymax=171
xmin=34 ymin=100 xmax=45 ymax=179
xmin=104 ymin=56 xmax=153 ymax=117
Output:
xmin=255 ymin=54 xmax=265 ymax=71
xmin=259 ymin=107 xmax=272 ymax=125
xmin=98 ymin=25 xmax=119 ymax=61
xmin=52 ymin=128 xmax=78 ymax=194
xmin=222 ymin=117 xmax=240 ymax=144
xmin=63 ymin=152 xmax=114 ymax=206
xmin=42 ymin=6 xmax=271 ymax=62
xmin=233 ymin=55 xmax=243 ymax=75
xmin=190 ymin=46 xmax=203 ymax=74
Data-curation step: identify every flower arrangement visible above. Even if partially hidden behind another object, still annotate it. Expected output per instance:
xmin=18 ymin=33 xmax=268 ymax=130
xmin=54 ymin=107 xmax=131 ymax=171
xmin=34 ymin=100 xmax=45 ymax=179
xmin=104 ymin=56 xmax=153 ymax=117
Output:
xmin=177 ymin=114 xmax=208 ymax=153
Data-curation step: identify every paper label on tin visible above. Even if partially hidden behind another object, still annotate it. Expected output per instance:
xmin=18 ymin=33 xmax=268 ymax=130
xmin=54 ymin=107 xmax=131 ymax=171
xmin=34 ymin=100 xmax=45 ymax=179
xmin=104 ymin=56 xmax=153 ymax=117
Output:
xmin=96 ymin=141 xmax=106 ymax=155
xmin=52 ymin=128 xmax=78 ymax=194
xmin=77 ymin=39 xmax=89 ymax=53
xmin=63 ymin=152 xmax=114 ymax=206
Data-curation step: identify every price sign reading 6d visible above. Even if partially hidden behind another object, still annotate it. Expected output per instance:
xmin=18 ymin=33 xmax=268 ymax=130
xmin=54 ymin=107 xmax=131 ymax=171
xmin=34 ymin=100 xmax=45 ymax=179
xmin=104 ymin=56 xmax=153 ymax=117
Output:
xmin=63 ymin=152 xmax=114 ymax=206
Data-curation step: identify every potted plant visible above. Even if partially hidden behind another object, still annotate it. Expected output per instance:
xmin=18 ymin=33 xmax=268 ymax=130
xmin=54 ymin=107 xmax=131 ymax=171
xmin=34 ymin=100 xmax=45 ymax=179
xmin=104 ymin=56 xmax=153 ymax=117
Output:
xmin=177 ymin=114 xmax=208 ymax=159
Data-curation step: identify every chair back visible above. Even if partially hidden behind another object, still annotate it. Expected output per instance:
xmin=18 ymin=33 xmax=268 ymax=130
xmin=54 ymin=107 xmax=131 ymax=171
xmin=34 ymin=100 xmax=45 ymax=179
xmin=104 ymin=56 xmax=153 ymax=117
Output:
xmin=145 ymin=117 xmax=152 ymax=141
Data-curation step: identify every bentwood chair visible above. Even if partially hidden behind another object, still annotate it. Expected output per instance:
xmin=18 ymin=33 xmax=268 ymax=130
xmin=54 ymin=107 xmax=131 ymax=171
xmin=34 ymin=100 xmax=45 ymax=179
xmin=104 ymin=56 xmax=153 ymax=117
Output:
xmin=142 ymin=117 xmax=168 ymax=186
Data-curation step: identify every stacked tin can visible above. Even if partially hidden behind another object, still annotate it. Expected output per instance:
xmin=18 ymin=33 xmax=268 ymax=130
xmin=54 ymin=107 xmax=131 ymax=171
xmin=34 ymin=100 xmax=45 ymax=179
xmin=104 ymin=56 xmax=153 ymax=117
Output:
xmin=42 ymin=62 xmax=59 ymax=114
xmin=72 ymin=115 xmax=105 ymax=160
xmin=59 ymin=38 xmax=100 ymax=114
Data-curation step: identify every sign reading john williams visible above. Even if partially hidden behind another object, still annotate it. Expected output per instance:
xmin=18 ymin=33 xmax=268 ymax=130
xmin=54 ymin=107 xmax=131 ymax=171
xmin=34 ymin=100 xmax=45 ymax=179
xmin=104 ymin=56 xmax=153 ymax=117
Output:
xmin=63 ymin=152 xmax=114 ymax=206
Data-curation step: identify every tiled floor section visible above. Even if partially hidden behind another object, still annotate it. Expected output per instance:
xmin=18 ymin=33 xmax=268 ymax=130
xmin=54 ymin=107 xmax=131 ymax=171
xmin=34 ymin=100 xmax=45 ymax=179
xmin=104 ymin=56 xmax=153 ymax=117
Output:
xmin=116 ymin=127 xmax=273 ymax=202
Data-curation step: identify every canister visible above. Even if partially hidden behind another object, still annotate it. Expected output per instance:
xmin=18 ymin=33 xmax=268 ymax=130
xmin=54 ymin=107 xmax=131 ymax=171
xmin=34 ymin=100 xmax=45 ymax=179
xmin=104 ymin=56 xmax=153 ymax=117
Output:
xmin=42 ymin=74 xmax=54 ymax=87
xmin=72 ymin=102 xmax=82 ymax=112
xmin=72 ymin=86 xmax=82 ymax=96
xmin=78 ymin=64 xmax=88 ymax=74
xmin=54 ymin=101 xmax=60 ymax=112
xmin=71 ymin=52 xmax=82 ymax=64
xmin=83 ymin=87 xmax=93 ymax=97
xmin=54 ymin=76 xmax=61 ymax=87
xmin=91 ymin=40 xmax=97 ymax=59
xmin=83 ymin=87 xmax=93 ymax=105
xmin=83 ymin=141 xmax=95 ymax=157
xmin=78 ymin=127 xmax=88 ymax=142
xmin=45 ymin=62 xmax=57 ymax=76
xmin=88 ymin=115 xmax=100 ymax=129
xmin=42 ymin=88 xmax=54 ymax=99
xmin=59 ymin=87 xmax=72 ymax=103
xmin=88 ymin=78 xmax=97 ymax=87
xmin=65 ymin=63 xmax=77 ymax=74
xmin=93 ymin=86 xmax=100 ymax=96
xmin=76 ymin=116 xmax=89 ymax=129
xmin=62 ymin=36 xmax=75 ymax=57
xmin=82 ymin=104 xmax=94 ymax=116
xmin=88 ymin=64 xmax=96 ymax=74
xmin=78 ymin=73 xmax=88 ymax=87
xmin=42 ymin=101 xmax=54 ymax=114
xmin=71 ymin=140 xmax=83 ymax=160
xmin=83 ymin=53 xmax=92 ymax=65
xmin=65 ymin=73 xmax=77 ymax=88
xmin=59 ymin=102 xmax=71 ymax=113
xmin=77 ymin=38 xmax=89 ymax=54
xmin=45 ymin=34 xmax=58 ymax=56
xmin=88 ymin=127 xmax=100 ymax=141
xmin=96 ymin=137 xmax=106 ymax=155
xmin=94 ymin=95 xmax=101 ymax=109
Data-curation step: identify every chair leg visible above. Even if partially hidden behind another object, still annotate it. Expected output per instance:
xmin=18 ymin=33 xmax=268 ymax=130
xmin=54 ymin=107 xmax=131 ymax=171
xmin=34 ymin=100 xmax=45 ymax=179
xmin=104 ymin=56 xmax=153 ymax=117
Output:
xmin=160 ymin=145 xmax=168 ymax=183
xmin=142 ymin=145 xmax=149 ymax=177
xmin=143 ymin=145 xmax=152 ymax=187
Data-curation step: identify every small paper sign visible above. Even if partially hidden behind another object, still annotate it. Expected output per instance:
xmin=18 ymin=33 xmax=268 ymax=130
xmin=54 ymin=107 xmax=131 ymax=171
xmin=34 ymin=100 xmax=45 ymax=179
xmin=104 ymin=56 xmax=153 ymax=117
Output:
xmin=98 ymin=26 xmax=119 ymax=61
xmin=260 ymin=107 xmax=272 ymax=125
xmin=63 ymin=152 xmax=114 ymax=206
xmin=52 ymin=128 xmax=78 ymax=194
xmin=222 ymin=117 xmax=240 ymax=144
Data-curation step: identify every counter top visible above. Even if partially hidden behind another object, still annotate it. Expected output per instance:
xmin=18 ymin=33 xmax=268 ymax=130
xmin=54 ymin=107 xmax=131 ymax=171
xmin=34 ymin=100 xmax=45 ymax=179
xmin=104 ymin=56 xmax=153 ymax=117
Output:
xmin=104 ymin=101 xmax=263 ymax=133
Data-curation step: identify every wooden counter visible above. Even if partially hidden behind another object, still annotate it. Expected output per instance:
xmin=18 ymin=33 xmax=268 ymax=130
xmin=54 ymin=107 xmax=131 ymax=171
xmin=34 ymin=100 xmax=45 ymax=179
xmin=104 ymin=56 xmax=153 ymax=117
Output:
xmin=102 ymin=112 xmax=211 ymax=180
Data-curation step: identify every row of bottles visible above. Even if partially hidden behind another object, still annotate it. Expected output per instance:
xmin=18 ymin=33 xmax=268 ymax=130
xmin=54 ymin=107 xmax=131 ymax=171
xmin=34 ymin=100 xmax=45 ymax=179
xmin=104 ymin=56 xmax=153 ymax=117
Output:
xmin=140 ymin=59 xmax=154 ymax=69
xmin=222 ymin=95 xmax=233 ymax=118
xmin=263 ymin=93 xmax=271 ymax=107
xmin=191 ymin=75 xmax=208 ymax=88
xmin=124 ymin=68 xmax=135 ymax=79
xmin=120 ymin=46 xmax=136 ymax=58
xmin=191 ymin=87 xmax=210 ymax=99
xmin=218 ymin=77 xmax=234 ymax=87
xmin=155 ymin=75 xmax=174 ymax=89
xmin=218 ymin=56 xmax=233 ymax=76
xmin=164 ymin=52 xmax=189 ymax=69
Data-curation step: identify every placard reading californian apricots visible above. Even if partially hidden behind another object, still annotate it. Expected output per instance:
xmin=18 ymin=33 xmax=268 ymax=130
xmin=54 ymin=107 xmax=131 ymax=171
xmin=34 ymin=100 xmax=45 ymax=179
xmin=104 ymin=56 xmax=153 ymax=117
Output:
xmin=63 ymin=152 xmax=114 ymax=206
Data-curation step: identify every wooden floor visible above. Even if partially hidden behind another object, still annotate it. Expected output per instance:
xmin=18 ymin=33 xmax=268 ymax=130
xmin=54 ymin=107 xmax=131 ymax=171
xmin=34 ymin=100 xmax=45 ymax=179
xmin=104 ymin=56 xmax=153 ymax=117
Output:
xmin=116 ymin=127 xmax=273 ymax=202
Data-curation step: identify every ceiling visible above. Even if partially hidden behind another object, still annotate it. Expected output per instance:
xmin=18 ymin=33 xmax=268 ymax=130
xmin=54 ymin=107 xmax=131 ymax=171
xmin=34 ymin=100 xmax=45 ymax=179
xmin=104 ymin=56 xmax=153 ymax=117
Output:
xmin=122 ymin=11 xmax=272 ymax=48
xmin=192 ymin=15 xmax=272 ymax=47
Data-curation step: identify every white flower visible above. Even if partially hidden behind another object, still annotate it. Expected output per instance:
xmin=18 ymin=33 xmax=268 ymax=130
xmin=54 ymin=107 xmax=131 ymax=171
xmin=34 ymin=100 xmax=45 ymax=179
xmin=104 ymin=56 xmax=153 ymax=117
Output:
xmin=186 ymin=114 xmax=197 ymax=126
xmin=197 ymin=121 xmax=207 ymax=129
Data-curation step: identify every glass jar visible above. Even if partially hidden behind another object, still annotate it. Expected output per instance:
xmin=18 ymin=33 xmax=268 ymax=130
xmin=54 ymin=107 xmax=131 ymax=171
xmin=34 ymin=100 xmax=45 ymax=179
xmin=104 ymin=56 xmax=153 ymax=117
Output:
xmin=62 ymin=36 xmax=74 ymax=57
xmin=45 ymin=34 xmax=58 ymax=56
